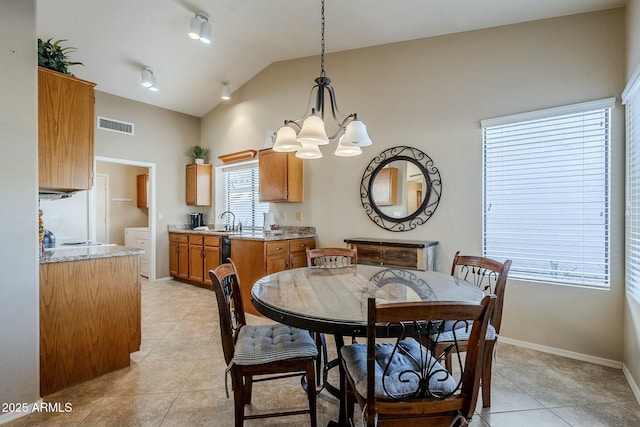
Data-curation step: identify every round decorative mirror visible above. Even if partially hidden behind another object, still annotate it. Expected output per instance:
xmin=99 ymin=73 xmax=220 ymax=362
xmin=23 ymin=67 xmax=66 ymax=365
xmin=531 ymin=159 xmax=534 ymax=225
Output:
xmin=360 ymin=146 xmax=442 ymax=231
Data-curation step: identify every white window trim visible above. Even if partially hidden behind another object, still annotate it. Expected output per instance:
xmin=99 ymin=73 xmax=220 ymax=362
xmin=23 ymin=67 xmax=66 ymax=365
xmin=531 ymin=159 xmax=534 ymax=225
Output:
xmin=481 ymin=98 xmax=613 ymax=288
xmin=624 ymin=67 xmax=640 ymax=306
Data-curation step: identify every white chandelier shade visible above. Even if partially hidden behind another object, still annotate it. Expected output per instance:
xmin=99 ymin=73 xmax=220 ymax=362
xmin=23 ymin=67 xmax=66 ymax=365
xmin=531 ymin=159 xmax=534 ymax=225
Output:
xmin=295 ymin=142 xmax=323 ymax=159
xmin=272 ymin=126 xmax=301 ymax=152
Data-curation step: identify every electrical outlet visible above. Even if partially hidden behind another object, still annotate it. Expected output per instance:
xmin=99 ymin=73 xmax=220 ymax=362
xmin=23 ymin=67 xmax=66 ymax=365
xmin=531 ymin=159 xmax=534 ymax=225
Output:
xmin=296 ymin=211 xmax=303 ymax=221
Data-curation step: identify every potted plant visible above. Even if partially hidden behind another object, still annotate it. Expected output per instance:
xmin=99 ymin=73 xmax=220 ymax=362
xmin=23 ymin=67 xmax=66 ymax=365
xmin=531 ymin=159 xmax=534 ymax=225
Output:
xmin=37 ymin=38 xmax=83 ymax=75
xmin=186 ymin=145 xmax=210 ymax=164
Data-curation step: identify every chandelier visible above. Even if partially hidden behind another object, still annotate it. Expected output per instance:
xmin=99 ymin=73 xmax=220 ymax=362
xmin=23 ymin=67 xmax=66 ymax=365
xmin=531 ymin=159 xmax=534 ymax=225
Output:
xmin=272 ymin=0 xmax=372 ymax=159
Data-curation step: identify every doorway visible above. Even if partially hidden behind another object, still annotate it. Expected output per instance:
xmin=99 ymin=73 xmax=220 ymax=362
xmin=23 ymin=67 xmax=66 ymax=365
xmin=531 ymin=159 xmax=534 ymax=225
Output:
xmin=90 ymin=156 xmax=157 ymax=282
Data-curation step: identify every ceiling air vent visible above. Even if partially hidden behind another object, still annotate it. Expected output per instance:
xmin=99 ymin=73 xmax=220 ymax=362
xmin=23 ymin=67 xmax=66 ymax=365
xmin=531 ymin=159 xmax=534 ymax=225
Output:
xmin=97 ymin=116 xmax=134 ymax=136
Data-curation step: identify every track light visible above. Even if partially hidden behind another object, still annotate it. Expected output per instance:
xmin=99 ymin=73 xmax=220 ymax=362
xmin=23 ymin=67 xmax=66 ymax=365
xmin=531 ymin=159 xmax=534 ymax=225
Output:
xmin=221 ymin=82 xmax=230 ymax=100
xmin=141 ymin=66 xmax=158 ymax=92
xmin=189 ymin=14 xmax=212 ymax=44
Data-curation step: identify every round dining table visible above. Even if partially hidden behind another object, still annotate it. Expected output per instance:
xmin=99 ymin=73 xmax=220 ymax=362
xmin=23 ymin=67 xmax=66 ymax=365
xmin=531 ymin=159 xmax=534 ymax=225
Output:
xmin=251 ymin=264 xmax=485 ymax=427
xmin=251 ymin=264 xmax=484 ymax=337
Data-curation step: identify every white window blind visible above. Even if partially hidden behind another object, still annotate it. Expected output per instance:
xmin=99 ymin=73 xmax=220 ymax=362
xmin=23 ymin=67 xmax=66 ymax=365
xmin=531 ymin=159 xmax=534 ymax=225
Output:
xmin=482 ymin=98 xmax=613 ymax=287
xmin=223 ymin=163 xmax=269 ymax=230
xmin=624 ymin=75 xmax=640 ymax=304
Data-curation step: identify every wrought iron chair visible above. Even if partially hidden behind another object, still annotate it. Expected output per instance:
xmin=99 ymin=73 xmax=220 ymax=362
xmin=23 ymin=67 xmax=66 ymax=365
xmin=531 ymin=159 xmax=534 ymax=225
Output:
xmin=306 ymin=247 xmax=357 ymax=268
xmin=209 ymin=260 xmax=318 ymax=427
xmin=430 ymin=251 xmax=512 ymax=408
xmin=306 ymin=247 xmax=358 ymax=389
xmin=341 ymin=295 xmax=496 ymax=426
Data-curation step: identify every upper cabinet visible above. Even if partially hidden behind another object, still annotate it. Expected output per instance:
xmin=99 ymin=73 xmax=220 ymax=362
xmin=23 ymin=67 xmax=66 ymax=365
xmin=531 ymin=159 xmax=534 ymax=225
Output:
xmin=259 ymin=148 xmax=303 ymax=202
xmin=186 ymin=163 xmax=212 ymax=206
xmin=38 ymin=67 xmax=96 ymax=191
xmin=136 ymin=174 xmax=149 ymax=208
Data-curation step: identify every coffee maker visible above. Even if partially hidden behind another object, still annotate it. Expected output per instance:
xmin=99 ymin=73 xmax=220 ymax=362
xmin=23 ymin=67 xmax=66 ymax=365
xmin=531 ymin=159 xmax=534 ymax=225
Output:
xmin=190 ymin=213 xmax=205 ymax=229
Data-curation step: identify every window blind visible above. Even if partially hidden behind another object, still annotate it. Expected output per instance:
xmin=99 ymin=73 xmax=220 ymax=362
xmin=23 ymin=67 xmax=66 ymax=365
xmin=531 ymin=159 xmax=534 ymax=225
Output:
xmin=482 ymin=99 xmax=613 ymax=287
xmin=625 ymin=78 xmax=640 ymax=304
xmin=223 ymin=163 xmax=269 ymax=230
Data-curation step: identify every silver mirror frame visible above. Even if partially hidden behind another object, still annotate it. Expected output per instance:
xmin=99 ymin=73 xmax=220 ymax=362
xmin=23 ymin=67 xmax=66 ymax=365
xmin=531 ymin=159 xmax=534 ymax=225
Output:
xmin=360 ymin=146 xmax=442 ymax=232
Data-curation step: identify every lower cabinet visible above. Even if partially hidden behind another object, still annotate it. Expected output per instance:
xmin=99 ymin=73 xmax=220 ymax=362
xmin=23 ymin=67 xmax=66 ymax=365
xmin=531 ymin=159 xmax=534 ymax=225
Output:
xmin=125 ymin=227 xmax=150 ymax=277
xmin=233 ymin=237 xmax=316 ymax=315
xmin=169 ymin=232 xmax=220 ymax=287
xmin=169 ymin=233 xmax=189 ymax=280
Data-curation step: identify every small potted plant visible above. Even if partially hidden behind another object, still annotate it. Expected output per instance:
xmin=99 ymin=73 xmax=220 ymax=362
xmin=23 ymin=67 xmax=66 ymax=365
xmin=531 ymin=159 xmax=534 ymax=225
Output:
xmin=37 ymin=38 xmax=83 ymax=75
xmin=186 ymin=145 xmax=210 ymax=164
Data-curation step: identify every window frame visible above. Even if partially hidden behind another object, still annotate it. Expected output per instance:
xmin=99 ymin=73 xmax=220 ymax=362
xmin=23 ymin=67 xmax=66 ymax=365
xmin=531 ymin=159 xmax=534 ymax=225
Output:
xmin=481 ymin=98 xmax=614 ymax=288
xmin=214 ymin=160 xmax=269 ymax=231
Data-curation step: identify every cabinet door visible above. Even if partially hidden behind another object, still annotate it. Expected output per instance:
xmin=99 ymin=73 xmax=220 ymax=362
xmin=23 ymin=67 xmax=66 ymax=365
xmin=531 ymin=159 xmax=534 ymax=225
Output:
xmin=177 ymin=242 xmax=189 ymax=279
xmin=266 ymin=253 xmax=289 ymax=274
xmin=203 ymin=246 xmax=221 ymax=286
xmin=169 ymin=242 xmax=179 ymax=277
xmin=38 ymin=67 xmax=96 ymax=191
xmin=188 ymin=244 xmax=205 ymax=283
xmin=259 ymin=149 xmax=303 ymax=202
xmin=136 ymin=174 xmax=148 ymax=208
xmin=186 ymin=164 xmax=212 ymax=206
xmin=289 ymin=251 xmax=308 ymax=269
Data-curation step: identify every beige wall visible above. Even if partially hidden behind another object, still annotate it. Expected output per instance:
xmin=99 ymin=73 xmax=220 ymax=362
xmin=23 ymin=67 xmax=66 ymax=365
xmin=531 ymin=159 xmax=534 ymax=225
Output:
xmin=96 ymin=161 xmax=149 ymax=245
xmin=94 ymin=92 xmax=201 ymax=278
xmin=626 ymin=0 xmax=640 ymax=395
xmin=0 ymin=0 xmax=40 ymax=414
xmin=202 ymin=9 xmax=626 ymax=361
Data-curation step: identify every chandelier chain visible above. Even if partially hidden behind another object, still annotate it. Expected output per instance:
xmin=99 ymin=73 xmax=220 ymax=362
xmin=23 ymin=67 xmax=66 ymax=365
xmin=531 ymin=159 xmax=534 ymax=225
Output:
xmin=320 ymin=0 xmax=325 ymax=77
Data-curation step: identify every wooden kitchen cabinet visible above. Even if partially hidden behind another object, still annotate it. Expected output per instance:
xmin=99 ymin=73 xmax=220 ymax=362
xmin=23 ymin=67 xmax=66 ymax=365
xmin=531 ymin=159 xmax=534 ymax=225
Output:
xmin=169 ymin=233 xmax=189 ymax=279
xmin=40 ymin=254 xmax=140 ymax=395
xmin=169 ymin=232 xmax=220 ymax=287
xmin=188 ymin=234 xmax=205 ymax=283
xmin=232 ymin=237 xmax=316 ymax=315
xmin=344 ymin=238 xmax=438 ymax=271
xmin=203 ymin=236 xmax=221 ymax=286
xmin=136 ymin=174 xmax=148 ymax=208
xmin=186 ymin=164 xmax=212 ymax=206
xmin=38 ymin=67 xmax=96 ymax=191
xmin=259 ymin=148 xmax=303 ymax=202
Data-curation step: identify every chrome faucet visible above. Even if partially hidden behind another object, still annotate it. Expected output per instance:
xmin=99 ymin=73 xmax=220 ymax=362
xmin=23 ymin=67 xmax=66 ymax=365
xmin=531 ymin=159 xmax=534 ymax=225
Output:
xmin=219 ymin=210 xmax=236 ymax=231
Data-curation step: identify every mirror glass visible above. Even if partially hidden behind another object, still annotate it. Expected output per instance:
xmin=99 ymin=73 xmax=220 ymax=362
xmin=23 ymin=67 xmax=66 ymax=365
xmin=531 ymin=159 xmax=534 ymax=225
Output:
xmin=360 ymin=146 xmax=442 ymax=232
xmin=371 ymin=160 xmax=428 ymax=219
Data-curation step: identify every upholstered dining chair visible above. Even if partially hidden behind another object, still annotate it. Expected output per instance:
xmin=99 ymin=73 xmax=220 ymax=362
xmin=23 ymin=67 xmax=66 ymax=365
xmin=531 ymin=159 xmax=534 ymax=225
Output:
xmin=341 ymin=295 xmax=496 ymax=427
xmin=429 ymin=251 xmax=512 ymax=408
xmin=306 ymin=247 xmax=357 ymax=268
xmin=209 ymin=260 xmax=318 ymax=427
xmin=306 ymin=247 xmax=358 ymax=387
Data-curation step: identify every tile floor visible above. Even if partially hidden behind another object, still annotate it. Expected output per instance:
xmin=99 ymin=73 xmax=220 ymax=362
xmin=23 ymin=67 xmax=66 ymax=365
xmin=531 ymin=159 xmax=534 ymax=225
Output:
xmin=5 ymin=278 xmax=640 ymax=427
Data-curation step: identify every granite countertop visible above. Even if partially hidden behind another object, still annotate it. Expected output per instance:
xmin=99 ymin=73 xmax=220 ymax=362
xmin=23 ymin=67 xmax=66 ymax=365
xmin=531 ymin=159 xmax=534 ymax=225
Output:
xmin=168 ymin=228 xmax=316 ymax=242
xmin=39 ymin=245 xmax=144 ymax=264
xmin=167 ymin=225 xmax=316 ymax=242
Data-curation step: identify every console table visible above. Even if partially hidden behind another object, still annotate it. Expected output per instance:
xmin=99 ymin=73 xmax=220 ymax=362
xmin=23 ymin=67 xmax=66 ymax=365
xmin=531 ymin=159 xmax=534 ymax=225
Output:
xmin=344 ymin=238 xmax=438 ymax=271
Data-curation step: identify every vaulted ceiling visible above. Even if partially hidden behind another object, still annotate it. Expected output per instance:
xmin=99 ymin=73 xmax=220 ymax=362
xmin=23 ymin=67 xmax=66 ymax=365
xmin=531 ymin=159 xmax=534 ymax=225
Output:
xmin=37 ymin=0 xmax=626 ymax=117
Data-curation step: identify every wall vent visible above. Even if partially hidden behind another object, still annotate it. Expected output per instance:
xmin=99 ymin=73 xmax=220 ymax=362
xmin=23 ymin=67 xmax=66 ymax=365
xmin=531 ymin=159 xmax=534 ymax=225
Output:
xmin=97 ymin=116 xmax=135 ymax=136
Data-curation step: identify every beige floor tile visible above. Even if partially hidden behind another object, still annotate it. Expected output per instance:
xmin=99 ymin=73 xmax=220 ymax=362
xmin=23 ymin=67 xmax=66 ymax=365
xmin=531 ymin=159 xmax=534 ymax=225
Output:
xmin=160 ymin=390 xmax=233 ymax=427
xmin=476 ymin=374 xmax=544 ymax=413
xmin=107 ymin=360 xmax=198 ymax=396
xmin=143 ymin=335 xmax=211 ymax=361
xmin=480 ymin=408 xmax=572 ymax=426
xmin=551 ymin=400 xmax=640 ymax=427
xmin=78 ymin=393 xmax=177 ymax=427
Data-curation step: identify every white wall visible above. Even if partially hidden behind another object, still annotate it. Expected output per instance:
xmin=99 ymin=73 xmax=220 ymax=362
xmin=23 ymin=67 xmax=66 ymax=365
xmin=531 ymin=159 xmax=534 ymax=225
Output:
xmin=202 ymin=9 xmax=626 ymax=361
xmin=625 ymin=0 xmax=640 ymax=396
xmin=39 ymin=192 xmax=90 ymax=243
xmin=0 ymin=0 xmax=40 ymax=418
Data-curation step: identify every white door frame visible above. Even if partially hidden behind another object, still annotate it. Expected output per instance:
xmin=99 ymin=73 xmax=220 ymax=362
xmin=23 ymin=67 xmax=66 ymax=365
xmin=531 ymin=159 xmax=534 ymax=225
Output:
xmin=95 ymin=173 xmax=110 ymax=243
xmin=91 ymin=156 xmax=157 ymax=282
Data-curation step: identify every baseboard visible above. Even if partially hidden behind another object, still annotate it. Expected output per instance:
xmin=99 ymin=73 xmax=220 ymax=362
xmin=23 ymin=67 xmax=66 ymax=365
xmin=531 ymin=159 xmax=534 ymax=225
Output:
xmin=499 ymin=336 xmax=622 ymax=369
xmin=0 ymin=399 xmax=42 ymax=425
xmin=623 ymin=364 xmax=640 ymax=405
xmin=153 ymin=276 xmax=174 ymax=282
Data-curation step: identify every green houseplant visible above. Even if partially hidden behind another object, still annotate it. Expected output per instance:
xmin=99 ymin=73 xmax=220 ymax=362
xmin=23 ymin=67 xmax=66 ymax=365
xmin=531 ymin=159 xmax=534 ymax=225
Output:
xmin=186 ymin=145 xmax=210 ymax=164
xmin=37 ymin=38 xmax=83 ymax=75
